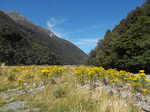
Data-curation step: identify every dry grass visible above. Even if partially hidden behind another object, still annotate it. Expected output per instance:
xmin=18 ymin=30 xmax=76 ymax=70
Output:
xmin=0 ymin=66 xmax=143 ymax=112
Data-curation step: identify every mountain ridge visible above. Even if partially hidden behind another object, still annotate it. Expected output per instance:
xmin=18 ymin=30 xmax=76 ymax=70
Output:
xmin=0 ymin=10 xmax=87 ymax=65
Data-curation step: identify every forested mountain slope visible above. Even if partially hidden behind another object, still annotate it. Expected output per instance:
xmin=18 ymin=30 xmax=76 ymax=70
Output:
xmin=87 ymin=0 xmax=150 ymax=73
xmin=0 ymin=11 xmax=87 ymax=65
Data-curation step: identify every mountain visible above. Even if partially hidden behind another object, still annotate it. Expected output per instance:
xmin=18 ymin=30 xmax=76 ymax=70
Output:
xmin=87 ymin=0 xmax=150 ymax=73
xmin=0 ymin=11 xmax=87 ymax=65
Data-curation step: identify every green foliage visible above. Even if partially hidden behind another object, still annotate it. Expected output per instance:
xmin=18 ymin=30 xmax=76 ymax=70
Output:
xmin=0 ymin=11 xmax=60 ymax=65
xmin=88 ymin=1 xmax=150 ymax=73
xmin=0 ymin=11 xmax=87 ymax=65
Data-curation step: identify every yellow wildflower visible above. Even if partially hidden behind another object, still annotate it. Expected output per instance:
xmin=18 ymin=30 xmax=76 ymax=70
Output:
xmin=142 ymin=88 xmax=149 ymax=95
xmin=139 ymin=70 xmax=145 ymax=73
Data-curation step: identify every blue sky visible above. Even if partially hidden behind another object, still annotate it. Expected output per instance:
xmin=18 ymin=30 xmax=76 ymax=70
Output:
xmin=0 ymin=0 xmax=144 ymax=53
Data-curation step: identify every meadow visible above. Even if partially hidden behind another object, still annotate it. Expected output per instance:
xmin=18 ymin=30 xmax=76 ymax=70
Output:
xmin=0 ymin=65 xmax=150 ymax=112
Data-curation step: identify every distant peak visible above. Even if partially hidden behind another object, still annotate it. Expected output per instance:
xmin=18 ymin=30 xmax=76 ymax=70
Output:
xmin=3 ymin=10 xmax=31 ymax=23
xmin=3 ymin=10 xmax=58 ymax=39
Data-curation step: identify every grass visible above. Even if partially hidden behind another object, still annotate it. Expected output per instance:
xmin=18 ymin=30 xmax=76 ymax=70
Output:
xmin=25 ymin=74 xmax=140 ymax=112
xmin=0 ymin=66 xmax=144 ymax=112
xmin=0 ymin=97 xmax=7 ymax=107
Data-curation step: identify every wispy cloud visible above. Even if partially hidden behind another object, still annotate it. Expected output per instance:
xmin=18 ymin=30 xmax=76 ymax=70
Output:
xmin=47 ymin=21 xmax=55 ymax=28
xmin=46 ymin=17 xmax=66 ymax=28
xmin=74 ymin=38 xmax=99 ymax=46
xmin=46 ymin=17 xmax=68 ymax=38
xmin=72 ymin=38 xmax=100 ymax=53
xmin=46 ymin=18 xmax=101 ymax=53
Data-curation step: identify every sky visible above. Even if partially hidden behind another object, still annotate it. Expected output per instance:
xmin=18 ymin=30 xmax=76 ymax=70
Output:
xmin=0 ymin=0 xmax=145 ymax=53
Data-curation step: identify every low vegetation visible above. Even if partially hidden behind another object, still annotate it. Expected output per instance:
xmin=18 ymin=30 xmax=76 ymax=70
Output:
xmin=0 ymin=65 xmax=149 ymax=112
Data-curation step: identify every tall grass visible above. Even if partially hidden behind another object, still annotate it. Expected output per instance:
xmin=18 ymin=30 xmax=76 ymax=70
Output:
xmin=0 ymin=66 xmax=143 ymax=112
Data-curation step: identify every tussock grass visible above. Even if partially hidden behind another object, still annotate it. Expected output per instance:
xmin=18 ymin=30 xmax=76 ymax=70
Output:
xmin=0 ymin=66 xmax=143 ymax=112
xmin=25 ymin=74 xmax=141 ymax=112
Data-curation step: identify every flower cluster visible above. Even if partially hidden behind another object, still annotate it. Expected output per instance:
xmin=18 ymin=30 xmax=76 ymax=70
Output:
xmin=40 ymin=66 xmax=65 ymax=78
xmin=2 ymin=65 xmax=150 ymax=95
xmin=4 ymin=66 xmax=65 ymax=88
xmin=75 ymin=66 xmax=150 ymax=94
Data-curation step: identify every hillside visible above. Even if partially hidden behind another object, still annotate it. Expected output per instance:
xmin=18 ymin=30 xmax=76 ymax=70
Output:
xmin=87 ymin=0 xmax=150 ymax=73
xmin=0 ymin=11 xmax=87 ymax=65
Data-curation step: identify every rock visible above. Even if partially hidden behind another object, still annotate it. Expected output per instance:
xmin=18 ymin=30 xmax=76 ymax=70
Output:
xmin=146 ymin=75 xmax=150 ymax=80
xmin=142 ymin=105 xmax=150 ymax=112
xmin=0 ymin=101 xmax=27 ymax=112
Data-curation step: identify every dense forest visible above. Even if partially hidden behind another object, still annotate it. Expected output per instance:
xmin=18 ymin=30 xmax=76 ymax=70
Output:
xmin=0 ymin=11 xmax=60 ymax=65
xmin=0 ymin=11 xmax=87 ymax=65
xmin=87 ymin=0 xmax=150 ymax=73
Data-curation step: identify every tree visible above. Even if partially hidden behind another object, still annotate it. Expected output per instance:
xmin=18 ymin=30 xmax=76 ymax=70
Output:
xmin=88 ymin=1 xmax=150 ymax=73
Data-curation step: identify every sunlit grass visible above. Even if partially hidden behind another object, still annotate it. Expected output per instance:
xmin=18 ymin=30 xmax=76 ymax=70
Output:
xmin=0 ymin=66 xmax=145 ymax=112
